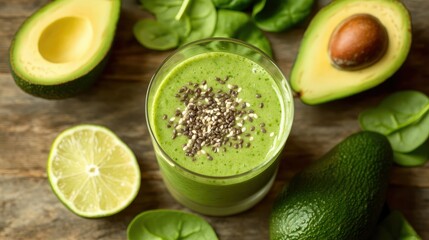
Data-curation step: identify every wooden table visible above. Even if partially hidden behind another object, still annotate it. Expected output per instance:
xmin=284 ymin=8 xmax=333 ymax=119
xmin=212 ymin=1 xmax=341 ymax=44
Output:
xmin=1 ymin=0 xmax=428 ymax=239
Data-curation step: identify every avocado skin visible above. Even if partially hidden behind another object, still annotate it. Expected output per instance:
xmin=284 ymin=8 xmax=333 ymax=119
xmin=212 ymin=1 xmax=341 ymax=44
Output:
xmin=270 ymin=131 xmax=393 ymax=240
xmin=10 ymin=54 xmax=109 ymax=99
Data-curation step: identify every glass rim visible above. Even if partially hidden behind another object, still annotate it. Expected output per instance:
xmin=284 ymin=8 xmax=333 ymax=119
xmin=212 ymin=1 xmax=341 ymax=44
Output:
xmin=145 ymin=37 xmax=294 ymax=180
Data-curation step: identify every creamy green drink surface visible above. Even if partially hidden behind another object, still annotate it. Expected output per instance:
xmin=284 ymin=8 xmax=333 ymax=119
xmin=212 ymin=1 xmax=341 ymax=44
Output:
xmin=152 ymin=52 xmax=285 ymax=177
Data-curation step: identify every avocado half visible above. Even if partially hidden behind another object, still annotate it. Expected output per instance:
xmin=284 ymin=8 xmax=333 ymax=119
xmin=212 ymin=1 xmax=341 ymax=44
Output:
xmin=290 ymin=0 xmax=412 ymax=105
xmin=9 ymin=0 xmax=121 ymax=99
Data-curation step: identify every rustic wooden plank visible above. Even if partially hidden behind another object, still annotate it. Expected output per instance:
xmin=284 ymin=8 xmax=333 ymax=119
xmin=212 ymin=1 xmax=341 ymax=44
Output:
xmin=1 ymin=177 xmax=429 ymax=239
xmin=388 ymin=186 xmax=429 ymax=237
xmin=1 ymin=0 xmax=429 ymax=239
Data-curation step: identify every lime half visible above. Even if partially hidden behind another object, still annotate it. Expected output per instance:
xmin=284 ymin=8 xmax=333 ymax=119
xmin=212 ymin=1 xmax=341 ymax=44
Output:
xmin=47 ymin=125 xmax=141 ymax=218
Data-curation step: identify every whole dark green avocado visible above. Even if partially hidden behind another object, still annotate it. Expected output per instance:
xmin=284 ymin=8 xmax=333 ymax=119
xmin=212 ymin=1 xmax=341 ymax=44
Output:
xmin=270 ymin=131 xmax=393 ymax=240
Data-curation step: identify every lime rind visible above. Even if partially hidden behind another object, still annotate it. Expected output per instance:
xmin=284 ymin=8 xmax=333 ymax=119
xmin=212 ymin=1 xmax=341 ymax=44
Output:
xmin=47 ymin=124 xmax=141 ymax=218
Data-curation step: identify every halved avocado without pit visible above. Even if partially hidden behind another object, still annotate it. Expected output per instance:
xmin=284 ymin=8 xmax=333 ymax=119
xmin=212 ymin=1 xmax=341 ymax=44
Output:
xmin=290 ymin=0 xmax=412 ymax=105
xmin=9 ymin=0 xmax=121 ymax=99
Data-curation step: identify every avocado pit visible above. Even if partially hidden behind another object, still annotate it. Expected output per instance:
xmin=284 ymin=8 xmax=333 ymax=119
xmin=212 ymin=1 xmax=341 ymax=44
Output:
xmin=328 ymin=14 xmax=388 ymax=71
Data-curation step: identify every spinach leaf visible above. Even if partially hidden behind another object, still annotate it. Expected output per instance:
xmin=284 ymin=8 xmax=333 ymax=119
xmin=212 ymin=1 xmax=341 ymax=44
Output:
xmin=133 ymin=19 xmax=180 ymax=50
xmin=252 ymin=0 xmax=315 ymax=32
xmin=237 ymin=22 xmax=272 ymax=57
xmin=213 ymin=9 xmax=249 ymax=37
xmin=182 ymin=0 xmax=217 ymax=44
xmin=128 ymin=210 xmax=218 ymax=240
xmin=372 ymin=211 xmax=422 ymax=240
xmin=140 ymin=0 xmax=217 ymax=45
xmin=388 ymin=112 xmax=429 ymax=153
xmin=359 ymin=91 xmax=429 ymax=153
xmin=212 ymin=0 xmax=255 ymax=10
xmin=213 ymin=9 xmax=272 ymax=57
xmin=140 ymin=0 xmax=184 ymax=15
xmin=393 ymin=140 xmax=429 ymax=167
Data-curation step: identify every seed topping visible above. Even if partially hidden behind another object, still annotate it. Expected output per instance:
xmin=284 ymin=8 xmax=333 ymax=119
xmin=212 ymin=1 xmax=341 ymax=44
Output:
xmin=162 ymin=77 xmax=271 ymax=160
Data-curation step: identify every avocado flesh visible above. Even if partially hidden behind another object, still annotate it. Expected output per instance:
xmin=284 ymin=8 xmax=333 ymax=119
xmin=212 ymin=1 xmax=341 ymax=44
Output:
xmin=290 ymin=0 xmax=411 ymax=105
xmin=270 ymin=131 xmax=393 ymax=240
xmin=9 ymin=0 xmax=120 ymax=99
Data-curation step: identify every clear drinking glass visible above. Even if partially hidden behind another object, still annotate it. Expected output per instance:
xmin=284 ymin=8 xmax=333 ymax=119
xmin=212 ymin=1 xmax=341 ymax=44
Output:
xmin=146 ymin=38 xmax=294 ymax=216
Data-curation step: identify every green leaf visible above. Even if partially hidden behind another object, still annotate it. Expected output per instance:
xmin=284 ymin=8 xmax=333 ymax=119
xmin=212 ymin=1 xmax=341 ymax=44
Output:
xmin=140 ymin=0 xmax=191 ymax=39
xmin=359 ymin=91 xmax=429 ymax=153
xmin=175 ymin=0 xmax=192 ymax=20
xmin=140 ymin=0 xmax=217 ymax=46
xmin=181 ymin=0 xmax=217 ymax=44
xmin=359 ymin=108 xmax=396 ymax=135
xmin=213 ymin=9 xmax=272 ymax=57
xmin=372 ymin=211 xmax=422 ymax=240
xmin=128 ymin=210 xmax=218 ymax=240
xmin=252 ymin=0 xmax=315 ymax=32
xmin=213 ymin=9 xmax=249 ymax=37
xmin=393 ymin=140 xmax=429 ymax=167
xmin=140 ymin=0 xmax=184 ymax=15
xmin=211 ymin=0 xmax=255 ymax=10
xmin=237 ymin=22 xmax=272 ymax=57
xmin=387 ymin=112 xmax=429 ymax=153
xmin=133 ymin=19 xmax=179 ymax=50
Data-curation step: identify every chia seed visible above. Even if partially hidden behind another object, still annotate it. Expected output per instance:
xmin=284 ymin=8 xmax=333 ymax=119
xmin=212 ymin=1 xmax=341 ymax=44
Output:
xmin=165 ymin=80 xmax=268 ymax=161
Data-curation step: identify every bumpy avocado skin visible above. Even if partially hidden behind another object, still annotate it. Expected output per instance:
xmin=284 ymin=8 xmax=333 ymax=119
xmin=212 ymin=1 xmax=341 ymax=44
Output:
xmin=270 ymin=131 xmax=393 ymax=240
xmin=290 ymin=0 xmax=412 ymax=105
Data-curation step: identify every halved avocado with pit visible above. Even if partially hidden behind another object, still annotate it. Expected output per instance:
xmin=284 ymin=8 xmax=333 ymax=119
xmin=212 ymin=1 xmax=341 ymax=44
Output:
xmin=290 ymin=0 xmax=412 ymax=105
xmin=9 ymin=0 xmax=121 ymax=99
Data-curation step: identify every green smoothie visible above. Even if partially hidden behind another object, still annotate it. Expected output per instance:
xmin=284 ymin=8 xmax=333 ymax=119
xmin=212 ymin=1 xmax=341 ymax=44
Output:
xmin=147 ymin=39 xmax=293 ymax=216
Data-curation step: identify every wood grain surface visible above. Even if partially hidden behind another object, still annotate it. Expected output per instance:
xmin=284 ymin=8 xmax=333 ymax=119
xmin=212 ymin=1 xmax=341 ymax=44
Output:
xmin=1 ymin=0 xmax=428 ymax=239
